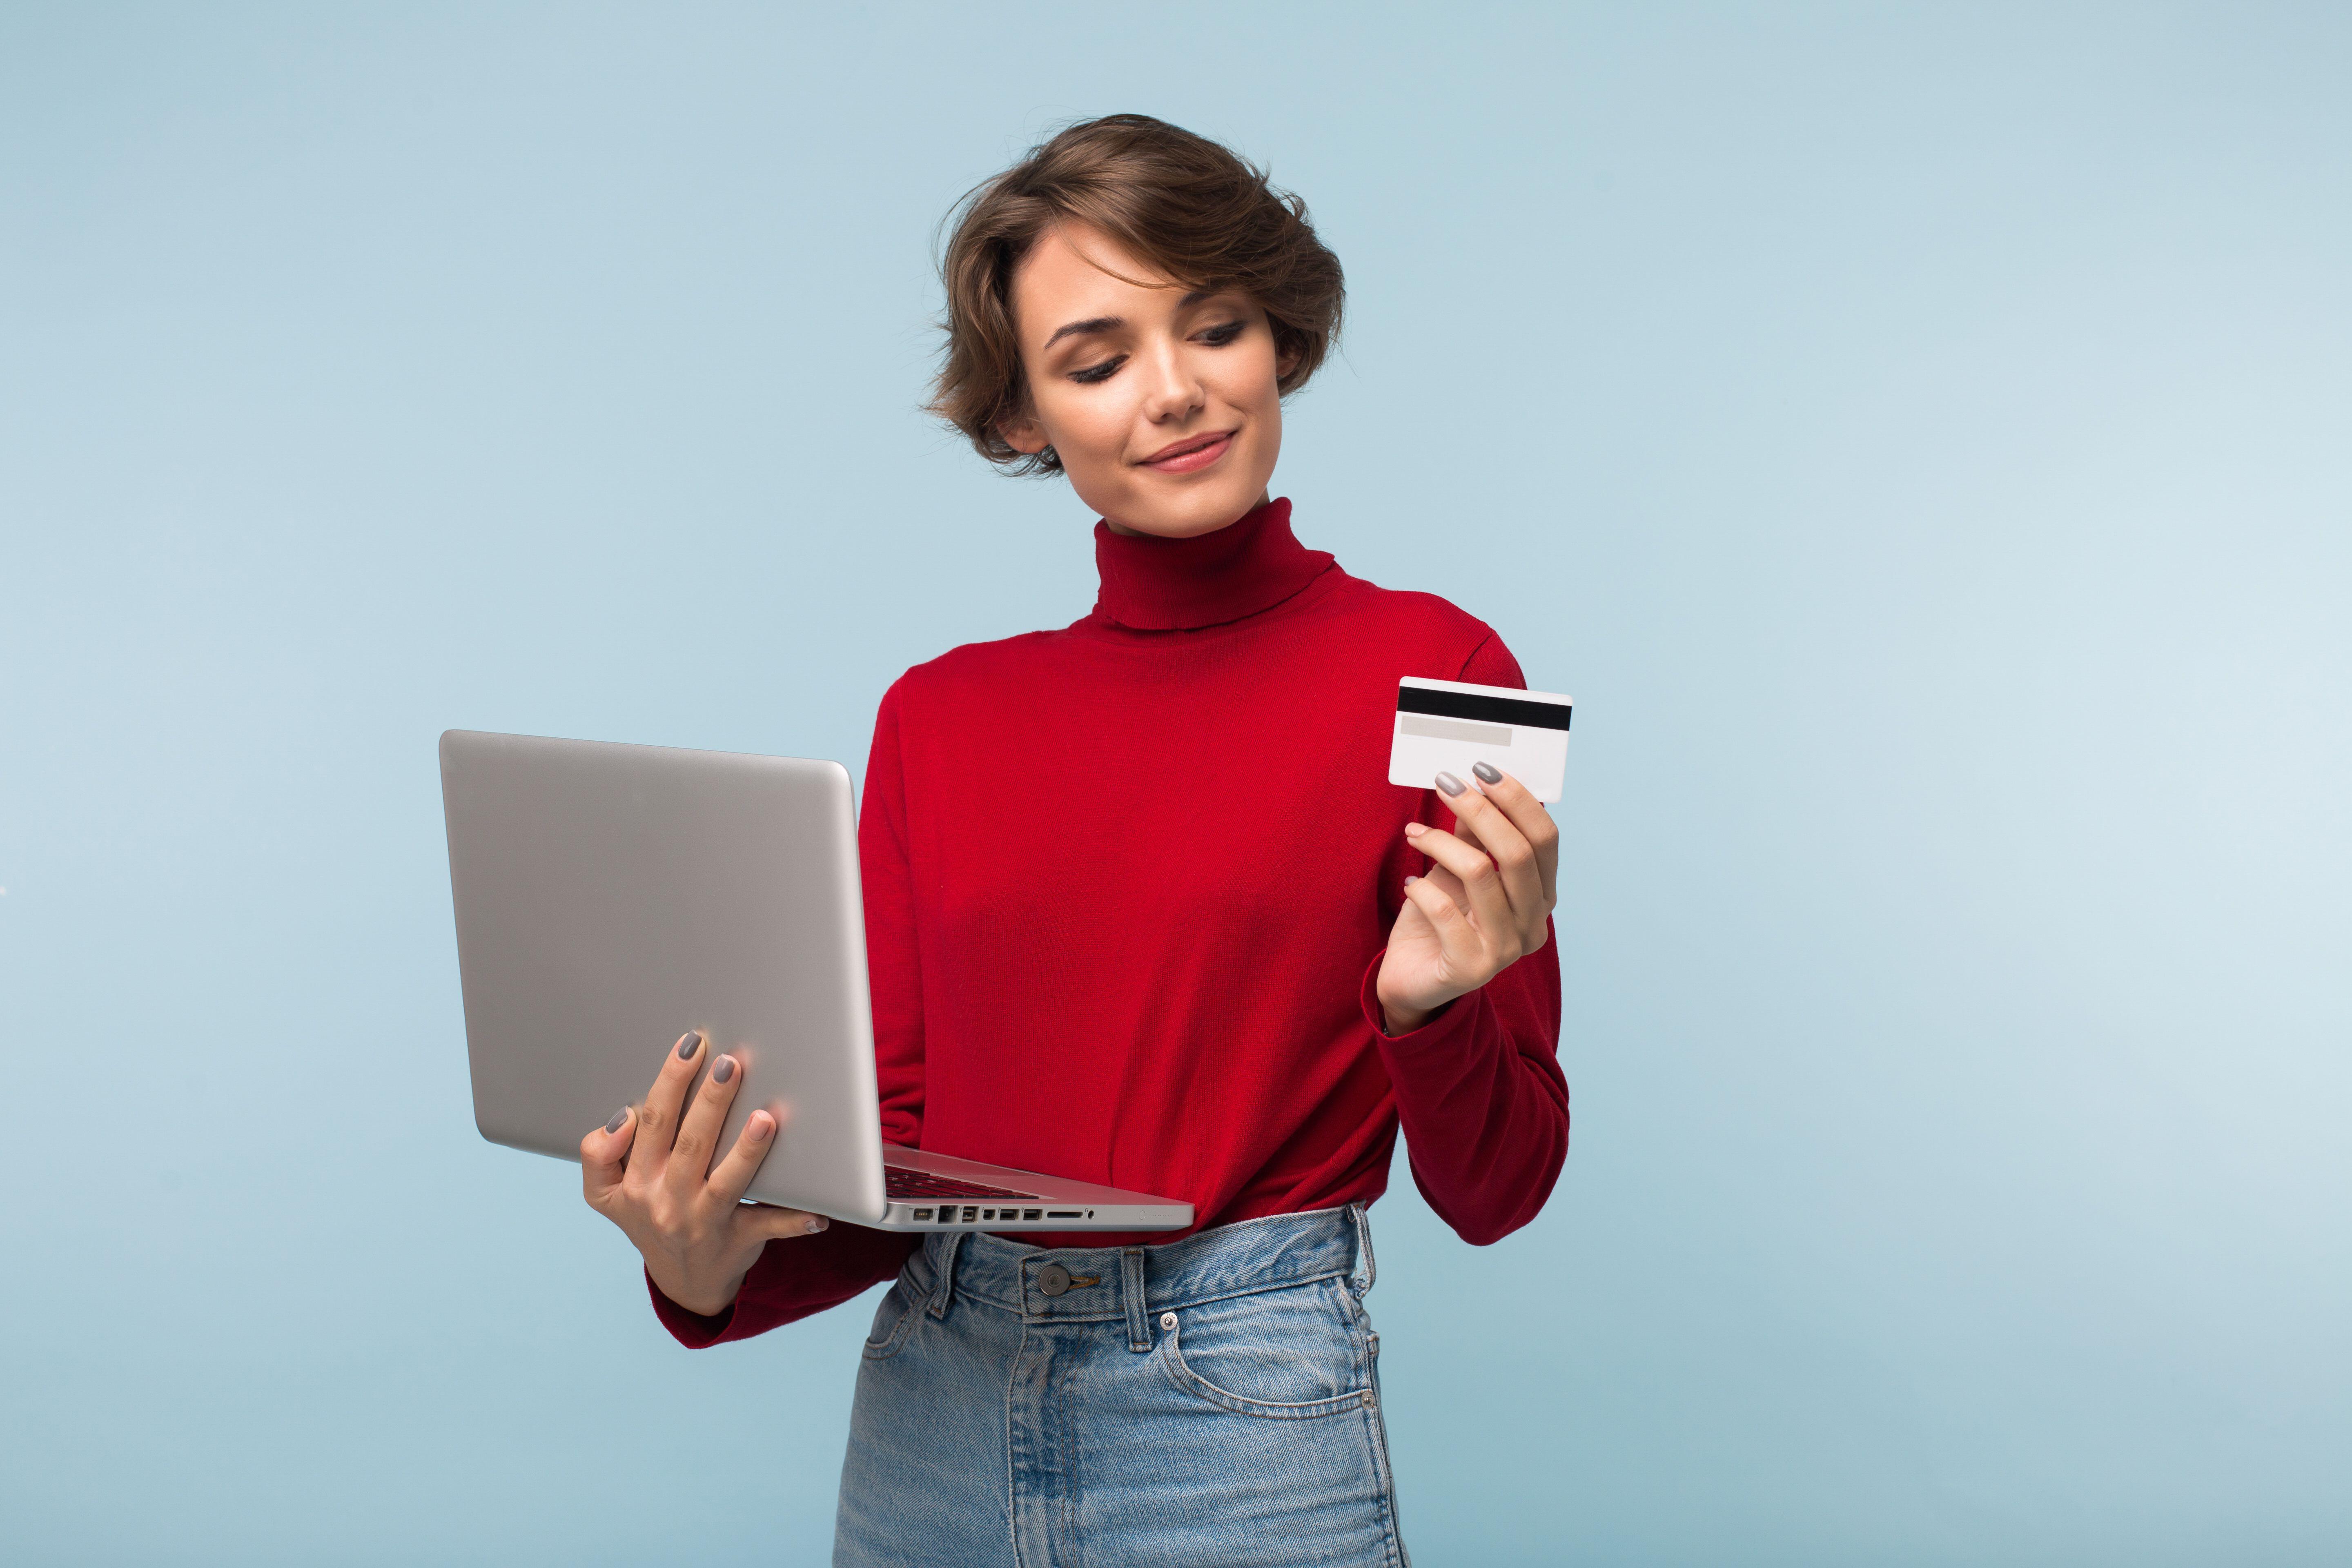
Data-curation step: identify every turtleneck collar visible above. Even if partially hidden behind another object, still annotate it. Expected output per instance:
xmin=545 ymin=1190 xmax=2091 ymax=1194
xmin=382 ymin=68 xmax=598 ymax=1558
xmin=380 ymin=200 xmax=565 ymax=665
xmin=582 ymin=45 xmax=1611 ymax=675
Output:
xmin=1087 ymin=497 xmax=1335 ymax=632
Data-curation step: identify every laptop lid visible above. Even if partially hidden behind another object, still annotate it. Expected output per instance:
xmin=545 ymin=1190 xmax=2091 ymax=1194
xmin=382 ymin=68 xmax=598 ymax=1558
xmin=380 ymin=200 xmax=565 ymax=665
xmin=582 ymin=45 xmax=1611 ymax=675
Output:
xmin=439 ymin=729 xmax=890 ymax=1225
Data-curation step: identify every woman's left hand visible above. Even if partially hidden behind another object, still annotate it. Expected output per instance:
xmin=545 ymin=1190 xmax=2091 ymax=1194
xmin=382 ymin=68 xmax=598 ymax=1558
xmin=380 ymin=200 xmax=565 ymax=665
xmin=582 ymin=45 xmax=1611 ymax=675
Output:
xmin=1375 ymin=765 xmax=1559 ymax=1035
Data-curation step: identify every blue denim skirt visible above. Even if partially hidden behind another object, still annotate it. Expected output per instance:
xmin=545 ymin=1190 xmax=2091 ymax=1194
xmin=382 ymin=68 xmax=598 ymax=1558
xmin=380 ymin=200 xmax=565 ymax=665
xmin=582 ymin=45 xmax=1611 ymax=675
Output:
xmin=833 ymin=1204 xmax=1409 ymax=1566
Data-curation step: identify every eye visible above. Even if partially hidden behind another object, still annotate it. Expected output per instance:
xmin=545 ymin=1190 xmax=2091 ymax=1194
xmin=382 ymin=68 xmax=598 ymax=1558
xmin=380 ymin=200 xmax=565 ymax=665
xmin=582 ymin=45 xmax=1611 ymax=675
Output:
xmin=1069 ymin=354 xmax=1125 ymax=385
xmin=1198 ymin=321 xmax=1246 ymax=347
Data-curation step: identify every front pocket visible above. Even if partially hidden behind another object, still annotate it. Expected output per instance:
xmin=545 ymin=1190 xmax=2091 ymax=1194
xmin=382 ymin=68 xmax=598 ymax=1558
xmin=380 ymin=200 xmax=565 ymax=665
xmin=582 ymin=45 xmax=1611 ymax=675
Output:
xmin=861 ymin=1275 xmax=922 ymax=1361
xmin=1156 ymin=1281 xmax=1374 ymax=1421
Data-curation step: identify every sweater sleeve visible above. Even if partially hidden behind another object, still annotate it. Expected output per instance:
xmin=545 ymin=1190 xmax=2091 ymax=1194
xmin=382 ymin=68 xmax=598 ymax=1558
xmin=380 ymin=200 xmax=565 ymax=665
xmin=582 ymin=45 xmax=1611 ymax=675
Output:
xmin=646 ymin=679 xmax=928 ymax=1346
xmin=1357 ymin=631 xmax=1569 ymax=1247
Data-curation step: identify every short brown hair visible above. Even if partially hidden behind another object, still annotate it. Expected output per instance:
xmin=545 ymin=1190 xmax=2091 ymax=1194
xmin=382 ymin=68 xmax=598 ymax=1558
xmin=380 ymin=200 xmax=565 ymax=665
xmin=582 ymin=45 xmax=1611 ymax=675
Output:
xmin=930 ymin=114 xmax=1345 ymax=476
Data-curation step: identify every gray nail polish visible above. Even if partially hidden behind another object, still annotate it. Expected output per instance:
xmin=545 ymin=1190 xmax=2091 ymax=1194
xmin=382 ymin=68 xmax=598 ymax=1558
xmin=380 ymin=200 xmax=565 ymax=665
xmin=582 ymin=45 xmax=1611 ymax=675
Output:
xmin=1472 ymin=761 xmax=1502 ymax=784
xmin=677 ymin=1032 xmax=700 ymax=1059
xmin=712 ymin=1055 xmax=736 ymax=1085
xmin=605 ymin=1107 xmax=628 ymax=1134
xmin=1434 ymin=771 xmax=1466 ymax=797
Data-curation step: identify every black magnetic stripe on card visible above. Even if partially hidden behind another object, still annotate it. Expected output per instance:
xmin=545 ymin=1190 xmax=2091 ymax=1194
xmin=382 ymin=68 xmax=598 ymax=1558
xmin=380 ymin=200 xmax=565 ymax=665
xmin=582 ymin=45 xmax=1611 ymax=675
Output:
xmin=1396 ymin=685 xmax=1574 ymax=731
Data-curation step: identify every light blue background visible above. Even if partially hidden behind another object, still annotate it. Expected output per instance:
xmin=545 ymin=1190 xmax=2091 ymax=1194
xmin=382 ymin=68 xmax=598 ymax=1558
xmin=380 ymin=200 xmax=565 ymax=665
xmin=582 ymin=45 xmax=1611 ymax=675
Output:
xmin=4 ymin=4 xmax=2347 ymax=1563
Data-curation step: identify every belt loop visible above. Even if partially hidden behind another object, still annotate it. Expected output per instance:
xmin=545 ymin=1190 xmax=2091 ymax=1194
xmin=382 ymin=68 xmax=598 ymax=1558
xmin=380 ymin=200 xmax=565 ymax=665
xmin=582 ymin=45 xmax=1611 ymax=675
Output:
xmin=927 ymin=1232 xmax=965 ymax=1320
xmin=1122 ymin=1247 xmax=1149 ymax=1352
xmin=1348 ymin=1203 xmax=1376 ymax=1297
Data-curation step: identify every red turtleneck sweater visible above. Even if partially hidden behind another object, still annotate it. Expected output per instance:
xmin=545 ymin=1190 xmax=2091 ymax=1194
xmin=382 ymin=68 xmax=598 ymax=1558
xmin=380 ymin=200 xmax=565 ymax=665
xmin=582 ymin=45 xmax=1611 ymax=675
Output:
xmin=651 ymin=500 xmax=1568 ymax=1345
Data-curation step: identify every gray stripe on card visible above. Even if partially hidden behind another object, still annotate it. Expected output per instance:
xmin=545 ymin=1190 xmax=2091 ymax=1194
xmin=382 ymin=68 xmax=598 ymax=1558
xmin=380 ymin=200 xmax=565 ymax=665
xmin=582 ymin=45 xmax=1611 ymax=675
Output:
xmin=1399 ymin=714 xmax=1512 ymax=746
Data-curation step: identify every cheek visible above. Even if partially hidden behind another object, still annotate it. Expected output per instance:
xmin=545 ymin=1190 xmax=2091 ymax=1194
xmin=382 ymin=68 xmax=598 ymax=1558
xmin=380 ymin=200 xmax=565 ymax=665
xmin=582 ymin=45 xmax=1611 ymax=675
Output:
xmin=1210 ymin=337 xmax=1284 ymax=414
xmin=1029 ymin=377 xmax=1131 ymax=462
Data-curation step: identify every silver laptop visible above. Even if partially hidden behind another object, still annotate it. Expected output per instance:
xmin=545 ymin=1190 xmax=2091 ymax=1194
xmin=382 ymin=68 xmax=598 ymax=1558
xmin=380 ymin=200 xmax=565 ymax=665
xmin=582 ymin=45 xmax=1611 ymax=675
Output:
xmin=439 ymin=729 xmax=1192 ymax=1233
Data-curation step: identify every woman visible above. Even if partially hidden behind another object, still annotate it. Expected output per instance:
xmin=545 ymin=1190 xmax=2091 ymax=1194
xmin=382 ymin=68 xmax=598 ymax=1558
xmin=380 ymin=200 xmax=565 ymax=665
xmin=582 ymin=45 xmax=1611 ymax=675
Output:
xmin=578 ymin=114 xmax=1567 ymax=1566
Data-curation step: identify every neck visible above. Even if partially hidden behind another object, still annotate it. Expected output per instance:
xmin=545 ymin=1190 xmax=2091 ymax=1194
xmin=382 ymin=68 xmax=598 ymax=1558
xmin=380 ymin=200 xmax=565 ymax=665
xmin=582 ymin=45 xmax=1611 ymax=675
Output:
xmin=1086 ymin=496 xmax=1334 ymax=632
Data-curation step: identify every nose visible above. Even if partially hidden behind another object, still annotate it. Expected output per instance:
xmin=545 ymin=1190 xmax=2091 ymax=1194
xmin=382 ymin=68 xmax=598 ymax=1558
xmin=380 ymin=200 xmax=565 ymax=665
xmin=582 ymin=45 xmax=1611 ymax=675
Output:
xmin=1137 ymin=336 xmax=1205 ymax=426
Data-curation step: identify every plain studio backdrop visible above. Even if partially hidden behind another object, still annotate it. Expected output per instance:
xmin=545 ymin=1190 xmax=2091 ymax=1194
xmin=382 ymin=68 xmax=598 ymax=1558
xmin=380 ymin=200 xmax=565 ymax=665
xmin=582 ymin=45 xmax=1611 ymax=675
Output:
xmin=3 ymin=5 xmax=2347 ymax=1564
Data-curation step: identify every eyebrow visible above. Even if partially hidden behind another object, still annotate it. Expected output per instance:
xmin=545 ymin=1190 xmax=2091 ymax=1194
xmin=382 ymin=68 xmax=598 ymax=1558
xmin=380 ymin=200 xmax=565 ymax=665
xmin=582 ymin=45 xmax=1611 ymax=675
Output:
xmin=1040 ymin=292 xmax=1216 ymax=350
xmin=1042 ymin=316 xmax=1120 ymax=349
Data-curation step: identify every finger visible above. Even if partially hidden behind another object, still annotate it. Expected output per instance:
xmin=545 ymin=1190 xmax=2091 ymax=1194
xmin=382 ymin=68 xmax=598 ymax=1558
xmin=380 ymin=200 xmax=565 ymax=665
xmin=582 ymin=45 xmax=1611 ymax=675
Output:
xmin=1403 ymin=822 xmax=1516 ymax=953
xmin=1469 ymin=765 xmax=1559 ymax=903
xmin=628 ymin=1029 xmax=707 ymax=1182
xmin=1434 ymin=782 xmax=1543 ymax=930
xmin=1418 ymin=860 xmax=1470 ymax=913
xmin=704 ymin=1101 xmax=784 ymax=1207
xmin=1401 ymin=874 xmax=1486 ymax=978
xmin=735 ymin=1200 xmax=832 ymax=1246
xmin=666 ymin=1047 xmax=745 ymax=1194
xmin=1427 ymin=832 xmax=1548 ymax=965
xmin=579 ymin=1105 xmax=636 ymax=1205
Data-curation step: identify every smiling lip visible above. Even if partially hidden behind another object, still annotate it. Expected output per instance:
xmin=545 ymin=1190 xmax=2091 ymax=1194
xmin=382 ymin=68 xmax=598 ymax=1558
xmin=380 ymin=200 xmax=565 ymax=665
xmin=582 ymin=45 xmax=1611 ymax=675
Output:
xmin=1138 ymin=430 xmax=1235 ymax=473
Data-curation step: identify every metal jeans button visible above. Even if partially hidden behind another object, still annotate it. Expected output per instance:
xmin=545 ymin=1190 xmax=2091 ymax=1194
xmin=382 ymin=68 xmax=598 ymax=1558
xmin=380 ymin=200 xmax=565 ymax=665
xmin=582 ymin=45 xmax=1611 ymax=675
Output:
xmin=1036 ymin=1263 xmax=1071 ymax=1296
xmin=1159 ymin=1312 xmax=1177 ymax=1331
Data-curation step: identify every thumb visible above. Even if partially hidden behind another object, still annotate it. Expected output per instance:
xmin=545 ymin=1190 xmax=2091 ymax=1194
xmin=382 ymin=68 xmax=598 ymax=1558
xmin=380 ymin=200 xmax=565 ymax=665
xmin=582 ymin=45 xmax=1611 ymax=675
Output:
xmin=580 ymin=1105 xmax=636 ymax=1203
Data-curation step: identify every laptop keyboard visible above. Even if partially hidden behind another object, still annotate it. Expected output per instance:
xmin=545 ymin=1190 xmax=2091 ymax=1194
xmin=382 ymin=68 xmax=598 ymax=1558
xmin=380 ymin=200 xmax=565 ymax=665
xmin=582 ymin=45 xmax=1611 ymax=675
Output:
xmin=884 ymin=1169 xmax=1041 ymax=1202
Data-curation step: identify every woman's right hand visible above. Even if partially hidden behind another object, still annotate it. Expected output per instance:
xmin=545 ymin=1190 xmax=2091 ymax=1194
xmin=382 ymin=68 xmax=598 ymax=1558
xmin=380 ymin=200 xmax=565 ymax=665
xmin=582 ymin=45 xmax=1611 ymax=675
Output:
xmin=579 ymin=1029 xmax=831 ymax=1317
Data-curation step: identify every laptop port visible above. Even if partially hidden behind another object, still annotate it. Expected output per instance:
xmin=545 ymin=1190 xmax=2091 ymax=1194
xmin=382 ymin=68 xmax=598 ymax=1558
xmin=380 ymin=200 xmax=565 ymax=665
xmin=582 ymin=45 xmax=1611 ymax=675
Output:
xmin=961 ymin=1206 xmax=979 ymax=1222
xmin=981 ymin=1209 xmax=995 ymax=1221
xmin=1047 ymin=1211 xmax=1081 ymax=1219
xmin=913 ymin=1209 xmax=934 ymax=1222
xmin=1022 ymin=1209 xmax=1042 ymax=1222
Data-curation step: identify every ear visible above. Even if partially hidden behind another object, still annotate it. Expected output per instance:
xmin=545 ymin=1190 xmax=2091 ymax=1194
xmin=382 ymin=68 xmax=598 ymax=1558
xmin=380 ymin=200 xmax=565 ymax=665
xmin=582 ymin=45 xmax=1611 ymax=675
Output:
xmin=999 ymin=412 xmax=1050 ymax=456
xmin=1275 ymin=342 xmax=1303 ymax=383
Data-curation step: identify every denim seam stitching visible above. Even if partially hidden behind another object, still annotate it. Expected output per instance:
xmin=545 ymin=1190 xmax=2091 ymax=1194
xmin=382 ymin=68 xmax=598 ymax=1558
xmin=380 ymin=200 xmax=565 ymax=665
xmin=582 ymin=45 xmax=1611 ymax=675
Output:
xmin=960 ymin=1261 xmax=1360 ymax=1324
xmin=1156 ymin=1319 xmax=1374 ymax=1421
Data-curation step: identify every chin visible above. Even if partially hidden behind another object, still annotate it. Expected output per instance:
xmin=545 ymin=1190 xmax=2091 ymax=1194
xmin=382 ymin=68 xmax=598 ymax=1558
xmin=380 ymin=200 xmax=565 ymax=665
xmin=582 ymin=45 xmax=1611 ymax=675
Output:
xmin=1093 ymin=475 xmax=1273 ymax=540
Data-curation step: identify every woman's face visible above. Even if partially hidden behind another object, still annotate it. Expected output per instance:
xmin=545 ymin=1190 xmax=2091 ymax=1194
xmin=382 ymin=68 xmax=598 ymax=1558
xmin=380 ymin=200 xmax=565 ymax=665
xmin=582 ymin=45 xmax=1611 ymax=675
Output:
xmin=1001 ymin=220 xmax=1294 ymax=539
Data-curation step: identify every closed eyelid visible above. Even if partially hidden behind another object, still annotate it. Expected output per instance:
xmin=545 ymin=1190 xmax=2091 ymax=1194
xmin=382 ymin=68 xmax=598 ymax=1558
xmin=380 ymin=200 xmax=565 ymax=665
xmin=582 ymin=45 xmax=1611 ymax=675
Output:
xmin=1052 ymin=305 xmax=1244 ymax=382
xmin=1180 ymin=289 xmax=1254 ymax=318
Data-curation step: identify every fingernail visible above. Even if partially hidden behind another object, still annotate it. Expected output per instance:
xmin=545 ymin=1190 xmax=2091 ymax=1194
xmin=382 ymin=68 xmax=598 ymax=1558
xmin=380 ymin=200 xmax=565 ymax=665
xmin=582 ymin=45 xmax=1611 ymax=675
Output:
xmin=748 ymin=1111 xmax=773 ymax=1140
xmin=804 ymin=1217 xmax=829 ymax=1234
xmin=676 ymin=1031 xmax=701 ymax=1060
xmin=605 ymin=1107 xmax=629 ymax=1134
xmin=712 ymin=1055 xmax=736 ymax=1085
xmin=1404 ymin=875 xmax=1420 ymax=886
xmin=1472 ymin=761 xmax=1502 ymax=784
xmin=1434 ymin=771 xmax=1466 ymax=796
xmin=1403 ymin=822 xmax=1425 ymax=836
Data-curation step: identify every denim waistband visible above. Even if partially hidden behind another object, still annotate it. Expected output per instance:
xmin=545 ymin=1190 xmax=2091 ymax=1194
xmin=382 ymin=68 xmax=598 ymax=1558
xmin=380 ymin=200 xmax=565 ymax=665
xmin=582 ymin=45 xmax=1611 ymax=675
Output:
xmin=917 ymin=1204 xmax=1375 ymax=1347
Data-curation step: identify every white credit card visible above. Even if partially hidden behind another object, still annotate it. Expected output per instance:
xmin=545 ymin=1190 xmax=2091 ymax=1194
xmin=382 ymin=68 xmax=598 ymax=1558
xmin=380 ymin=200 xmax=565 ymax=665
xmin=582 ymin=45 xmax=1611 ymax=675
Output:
xmin=1387 ymin=677 xmax=1573 ymax=804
